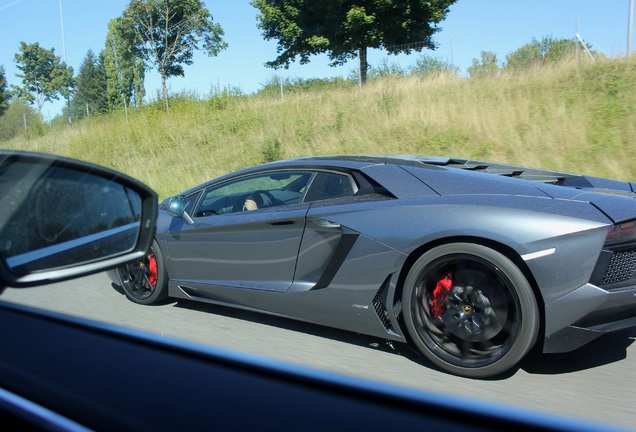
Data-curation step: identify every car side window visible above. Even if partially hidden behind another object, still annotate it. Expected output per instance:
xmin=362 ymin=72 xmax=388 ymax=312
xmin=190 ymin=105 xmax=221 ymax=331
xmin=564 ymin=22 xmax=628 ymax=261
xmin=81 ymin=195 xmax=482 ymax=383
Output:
xmin=183 ymin=192 xmax=201 ymax=214
xmin=303 ymin=172 xmax=356 ymax=203
xmin=193 ymin=171 xmax=312 ymax=216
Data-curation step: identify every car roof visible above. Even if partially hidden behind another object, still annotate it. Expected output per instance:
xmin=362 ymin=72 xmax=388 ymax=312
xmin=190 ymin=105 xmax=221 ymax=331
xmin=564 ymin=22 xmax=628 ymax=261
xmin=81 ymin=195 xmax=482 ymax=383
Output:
xmin=179 ymin=155 xmax=636 ymax=204
xmin=179 ymin=155 xmax=561 ymax=197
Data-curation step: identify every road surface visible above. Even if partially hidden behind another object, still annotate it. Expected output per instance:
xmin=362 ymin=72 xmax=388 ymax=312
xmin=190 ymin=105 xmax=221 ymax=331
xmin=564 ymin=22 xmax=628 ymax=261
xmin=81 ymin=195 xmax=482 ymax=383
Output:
xmin=3 ymin=272 xmax=634 ymax=430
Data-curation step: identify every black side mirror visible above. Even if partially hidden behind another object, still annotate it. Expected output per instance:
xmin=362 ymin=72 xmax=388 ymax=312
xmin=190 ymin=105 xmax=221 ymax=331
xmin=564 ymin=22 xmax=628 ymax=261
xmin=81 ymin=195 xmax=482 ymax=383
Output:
xmin=0 ymin=151 xmax=157 ymax=288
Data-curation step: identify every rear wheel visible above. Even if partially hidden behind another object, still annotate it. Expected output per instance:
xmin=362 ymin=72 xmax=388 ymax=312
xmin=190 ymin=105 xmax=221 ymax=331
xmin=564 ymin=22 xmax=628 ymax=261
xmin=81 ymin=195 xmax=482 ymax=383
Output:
xmin=117 ymin=240 xmax=168 ymax=305
xmin=403 ymin=243 xmax=539 ymax=378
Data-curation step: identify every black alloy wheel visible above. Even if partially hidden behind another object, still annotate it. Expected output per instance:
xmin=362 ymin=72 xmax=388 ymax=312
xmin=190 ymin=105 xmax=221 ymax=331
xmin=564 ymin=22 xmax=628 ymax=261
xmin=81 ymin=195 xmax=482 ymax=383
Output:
xmin=403 ymin=243 xmax=539 ymax=378
xmin=117 ymin=240 xmax=168 ymax=305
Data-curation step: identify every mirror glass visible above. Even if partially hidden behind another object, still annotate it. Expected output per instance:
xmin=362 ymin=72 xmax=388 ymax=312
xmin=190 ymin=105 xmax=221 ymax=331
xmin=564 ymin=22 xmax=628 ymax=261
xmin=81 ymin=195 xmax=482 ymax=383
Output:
xmin=0 ymin=155 xmax=143 ymax=274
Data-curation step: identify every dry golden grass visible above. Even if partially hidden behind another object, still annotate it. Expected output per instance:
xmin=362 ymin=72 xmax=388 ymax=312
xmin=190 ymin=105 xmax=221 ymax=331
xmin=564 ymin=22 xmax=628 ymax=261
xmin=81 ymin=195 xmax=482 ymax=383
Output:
xmin=4 ymin=57 xmax=635 ymax=199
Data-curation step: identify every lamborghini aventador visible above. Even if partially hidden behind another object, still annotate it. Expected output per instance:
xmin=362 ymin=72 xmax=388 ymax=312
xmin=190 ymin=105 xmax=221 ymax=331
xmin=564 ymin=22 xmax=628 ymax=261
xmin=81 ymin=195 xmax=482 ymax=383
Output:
xmin=109 ymin=155 xmax=636 ymax=378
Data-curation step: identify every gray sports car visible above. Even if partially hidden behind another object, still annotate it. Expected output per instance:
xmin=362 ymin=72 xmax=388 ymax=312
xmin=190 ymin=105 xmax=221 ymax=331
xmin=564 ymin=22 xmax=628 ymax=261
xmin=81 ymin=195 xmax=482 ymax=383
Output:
xmin=109 ymin=155 xmax=636 ymax=378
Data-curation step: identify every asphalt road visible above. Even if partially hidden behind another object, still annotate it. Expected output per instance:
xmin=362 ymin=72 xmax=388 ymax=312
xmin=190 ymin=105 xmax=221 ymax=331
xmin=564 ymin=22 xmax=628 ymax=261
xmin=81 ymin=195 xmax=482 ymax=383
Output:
xmin=3 ymin=272 xmax=635 ymax=430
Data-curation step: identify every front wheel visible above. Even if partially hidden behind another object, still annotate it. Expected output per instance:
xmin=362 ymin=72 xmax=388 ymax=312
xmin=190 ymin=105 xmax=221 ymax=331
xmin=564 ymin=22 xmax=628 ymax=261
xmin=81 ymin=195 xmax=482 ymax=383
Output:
xmin=402 ymin=243 xmax=539 ymax=378
xmin=116 ymin=240 xmax=168 ymax=305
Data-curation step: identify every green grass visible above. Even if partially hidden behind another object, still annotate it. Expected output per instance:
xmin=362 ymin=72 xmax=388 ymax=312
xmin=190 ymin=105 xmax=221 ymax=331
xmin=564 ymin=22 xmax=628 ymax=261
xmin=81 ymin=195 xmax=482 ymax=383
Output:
xmin=3 ymin=57 xmax=636 ymax=199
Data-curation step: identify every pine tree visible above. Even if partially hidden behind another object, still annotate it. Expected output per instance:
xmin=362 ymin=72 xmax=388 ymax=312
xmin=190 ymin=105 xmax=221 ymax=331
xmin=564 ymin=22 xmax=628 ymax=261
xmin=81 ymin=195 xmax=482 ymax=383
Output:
xmin=0 ymin=66 xmax=10 ymax=117
xmin=71 ymin=50 xmax=108 ymax=120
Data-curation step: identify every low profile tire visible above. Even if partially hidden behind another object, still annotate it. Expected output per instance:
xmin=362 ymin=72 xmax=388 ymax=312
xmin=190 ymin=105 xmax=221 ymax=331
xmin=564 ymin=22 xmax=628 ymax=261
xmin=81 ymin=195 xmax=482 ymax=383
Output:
xmin=403 ymin=243 xmax=539 ymax=378
xmin=116 ymin=240 xmax=168 ymax=305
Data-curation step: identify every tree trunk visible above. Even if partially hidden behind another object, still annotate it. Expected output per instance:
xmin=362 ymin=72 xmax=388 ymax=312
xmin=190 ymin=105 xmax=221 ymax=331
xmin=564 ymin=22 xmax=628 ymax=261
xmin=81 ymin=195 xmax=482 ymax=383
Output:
xmin=358 ymin=46 xmax=368 ymax=90
xmin=161 ymin=72 xmax=169 ymax=113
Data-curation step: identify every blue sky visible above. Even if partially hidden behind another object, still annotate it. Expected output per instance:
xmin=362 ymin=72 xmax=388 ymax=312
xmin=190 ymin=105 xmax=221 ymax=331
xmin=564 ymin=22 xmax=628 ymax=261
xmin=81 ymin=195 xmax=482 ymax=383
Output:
xmin=0 ymin=0 xmax=633 ymax=117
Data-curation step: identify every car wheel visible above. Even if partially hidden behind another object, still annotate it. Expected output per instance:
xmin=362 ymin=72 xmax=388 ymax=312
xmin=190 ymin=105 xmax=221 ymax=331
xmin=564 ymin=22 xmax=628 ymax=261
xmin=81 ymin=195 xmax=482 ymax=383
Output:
xmin=402 ymin=243 xmax=539 ymax=378
xmin=117 ymin=240 xmax=168 ymax=305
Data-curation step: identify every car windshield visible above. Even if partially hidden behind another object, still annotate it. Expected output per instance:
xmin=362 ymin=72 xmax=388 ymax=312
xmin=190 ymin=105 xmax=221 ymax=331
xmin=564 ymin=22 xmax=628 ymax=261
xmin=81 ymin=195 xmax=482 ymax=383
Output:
xmin=1 ymin=1 xmax=634 ymax=431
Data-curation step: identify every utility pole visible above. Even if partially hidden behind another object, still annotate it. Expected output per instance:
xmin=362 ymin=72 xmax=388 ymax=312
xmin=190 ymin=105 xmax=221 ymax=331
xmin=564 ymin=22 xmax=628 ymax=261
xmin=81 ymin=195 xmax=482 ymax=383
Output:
xmin=569 ymin=17 xmax=594 ymax=65
xmin=59 ymin=0 xmax=72 ymax=125
xmin=628 ymin=0 xmax=634 ymax=56
xmin=575 ymin=17 xmax=579 ymax=64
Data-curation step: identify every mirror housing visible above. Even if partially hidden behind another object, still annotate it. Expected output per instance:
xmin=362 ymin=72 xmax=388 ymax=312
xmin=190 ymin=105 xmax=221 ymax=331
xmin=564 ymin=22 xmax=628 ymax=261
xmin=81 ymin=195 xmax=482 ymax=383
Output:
xmin=162 ymin=195 xmax=194 ymax=225
xmin=0 ymin=151 xmax=157 ymax=288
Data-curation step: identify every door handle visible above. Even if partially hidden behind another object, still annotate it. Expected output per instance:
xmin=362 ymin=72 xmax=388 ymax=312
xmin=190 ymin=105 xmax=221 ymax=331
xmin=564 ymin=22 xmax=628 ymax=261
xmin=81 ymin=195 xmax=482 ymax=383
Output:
xmin=268 ymin=220 xmax=295 ymax=227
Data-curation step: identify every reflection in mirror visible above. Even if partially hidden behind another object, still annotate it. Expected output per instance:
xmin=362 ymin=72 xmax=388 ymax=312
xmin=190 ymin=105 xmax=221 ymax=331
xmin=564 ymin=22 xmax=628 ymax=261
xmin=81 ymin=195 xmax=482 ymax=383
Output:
xmin=164 ymin=195 xmax=194 ymax=225
xmin=0 ymin=154 xmax=142 ymax=274
xmin=167 ymin=195 xmax=187 ymax=214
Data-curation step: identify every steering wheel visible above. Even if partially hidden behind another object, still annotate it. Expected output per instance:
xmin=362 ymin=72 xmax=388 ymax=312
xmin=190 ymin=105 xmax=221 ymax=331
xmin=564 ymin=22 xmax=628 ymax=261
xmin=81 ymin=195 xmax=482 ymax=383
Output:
xmin=243 ymin=190 xmax=278 ymax=211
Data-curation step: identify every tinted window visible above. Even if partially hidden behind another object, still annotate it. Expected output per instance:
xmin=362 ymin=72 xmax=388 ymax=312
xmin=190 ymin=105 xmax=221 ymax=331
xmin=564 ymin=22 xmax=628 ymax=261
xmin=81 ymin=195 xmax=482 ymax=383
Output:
xmin=194 ymin=171 xmax=312 ymax=216
xmin=303 ymin=172 xmax=355 ymax=203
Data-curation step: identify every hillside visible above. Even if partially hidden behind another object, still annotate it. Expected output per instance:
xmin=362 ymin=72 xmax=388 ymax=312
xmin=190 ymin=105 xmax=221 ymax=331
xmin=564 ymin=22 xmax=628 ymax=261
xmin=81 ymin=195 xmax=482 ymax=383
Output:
xmin=3 ymin=58 xmax=635 ymax=199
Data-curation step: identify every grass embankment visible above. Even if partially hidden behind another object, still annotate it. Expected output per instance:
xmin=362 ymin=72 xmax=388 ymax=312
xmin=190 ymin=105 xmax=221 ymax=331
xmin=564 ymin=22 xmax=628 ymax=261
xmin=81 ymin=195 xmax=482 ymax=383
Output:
xmin=4 ymin=58 xmax=636 ymax=199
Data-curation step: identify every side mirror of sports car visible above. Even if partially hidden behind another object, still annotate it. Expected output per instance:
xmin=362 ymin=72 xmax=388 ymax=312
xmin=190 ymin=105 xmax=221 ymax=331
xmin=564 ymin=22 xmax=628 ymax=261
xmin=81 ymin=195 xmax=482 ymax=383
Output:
xmin=163 ymin=195 xmax=194 ymax=225
xmin=0 ymin=150 xmax=157 ymax=289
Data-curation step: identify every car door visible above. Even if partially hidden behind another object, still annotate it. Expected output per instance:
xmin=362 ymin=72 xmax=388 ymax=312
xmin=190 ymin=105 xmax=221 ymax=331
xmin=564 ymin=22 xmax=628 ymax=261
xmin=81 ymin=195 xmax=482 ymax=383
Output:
xmin=287 ymin=171 xmax=361 ymax=292
xmin=164 ymin=171 xmax=312 ymax=293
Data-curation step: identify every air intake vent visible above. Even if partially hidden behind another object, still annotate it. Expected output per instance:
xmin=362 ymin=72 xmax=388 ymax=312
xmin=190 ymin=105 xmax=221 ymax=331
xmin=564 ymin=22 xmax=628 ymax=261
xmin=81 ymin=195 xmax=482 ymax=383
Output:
xmin=600 ymin=248 xmax=636 ymax=287
xmin=372 ymin=277 xmax=394 ymax=332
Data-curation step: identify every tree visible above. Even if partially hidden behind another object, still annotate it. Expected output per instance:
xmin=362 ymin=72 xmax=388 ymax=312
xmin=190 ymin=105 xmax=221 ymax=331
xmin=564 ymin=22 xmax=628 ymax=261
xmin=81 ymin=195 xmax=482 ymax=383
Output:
xmin=504 ymin=36 xmax=585 ymax=71
xmin=12 ymin=42 xmax=74 ymax=116
xmin=71 ymin=50 xmax=108 ymax=120
xmin=122 ymin=0 xmax=227 ymax=110
xmin=0 ymin=99 xmax=41 ymax=142
xmin=409 ymin=55 xmax=458 ymax=78
xmin=0 ymin=66 xmax=10 ymax=117
xmin=366 ymin=58 xmax=406 ymax=81
xmin=468 ymin=51 xmax=500 ymax=78
xmin=252 ymin=0 xmax=457 ymax=86
xmin=104 ymin=18 xmax=146 ymax=112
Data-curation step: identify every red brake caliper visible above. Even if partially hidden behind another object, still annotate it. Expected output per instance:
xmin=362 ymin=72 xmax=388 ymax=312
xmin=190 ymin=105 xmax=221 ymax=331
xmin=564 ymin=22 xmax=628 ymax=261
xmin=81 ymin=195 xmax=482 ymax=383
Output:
xmin=147 ymin=253 xmax=157 ymax=288
xmin=430 ymin=271 xmax=453 ymax=319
